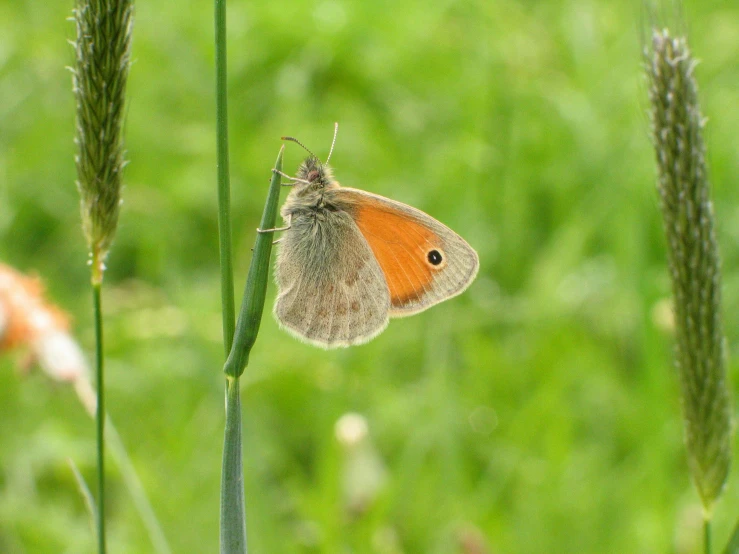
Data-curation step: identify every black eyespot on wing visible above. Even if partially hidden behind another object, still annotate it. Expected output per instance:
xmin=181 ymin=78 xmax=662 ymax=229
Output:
xmin=427 ymin=249 xmax=443 ymax=266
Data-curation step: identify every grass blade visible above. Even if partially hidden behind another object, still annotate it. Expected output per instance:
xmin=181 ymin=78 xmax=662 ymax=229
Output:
xmin=220 ymin=149 xmax=284 ymax=553
xmin=224 ymin=147 xmax=284 ymax=377
xmin=68 ymin=457 xmax=97 ymax=536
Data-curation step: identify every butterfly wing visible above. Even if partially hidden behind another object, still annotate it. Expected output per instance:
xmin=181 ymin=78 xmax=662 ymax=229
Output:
xmin=332 ymin=188 xmax=479 ymax=316
xmin=273 ymin=209 xmax=390 ymax=348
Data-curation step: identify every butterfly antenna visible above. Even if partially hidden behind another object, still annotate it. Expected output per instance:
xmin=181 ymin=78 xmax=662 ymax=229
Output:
xmin=281 ymin=135 xmax=317 ymax=159
xmin=326 ymin=122 xmax=338 ymax=164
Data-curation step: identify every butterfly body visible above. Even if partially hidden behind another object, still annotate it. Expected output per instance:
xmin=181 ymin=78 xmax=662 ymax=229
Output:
xmin=274 ymin=155 xmax=478 ymax=349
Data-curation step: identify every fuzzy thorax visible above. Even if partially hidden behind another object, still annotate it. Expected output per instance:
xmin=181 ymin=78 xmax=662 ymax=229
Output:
xmin=282 ymin=156 xmax=342 ymax=216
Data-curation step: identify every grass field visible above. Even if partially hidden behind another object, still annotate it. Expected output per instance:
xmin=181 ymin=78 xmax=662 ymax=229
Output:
xmin=1 ymin=0 xmax=737 ymax=552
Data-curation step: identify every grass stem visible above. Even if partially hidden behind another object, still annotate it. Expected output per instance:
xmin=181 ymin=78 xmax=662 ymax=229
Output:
xmin=73 ymin=1 xmax=133 ymax=546
xmin=219 ymin=149 xmax=284 ymax=552
xmin=92 ymin=279 xmax=106 ymax=553
xmin=215 ymin=0 xmax=235 ymax=354
xmin=220 ymin=377 xmax=247 ymax=553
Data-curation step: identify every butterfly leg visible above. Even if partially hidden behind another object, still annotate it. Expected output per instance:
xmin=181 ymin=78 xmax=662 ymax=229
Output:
xmin=272 ymin=168 xmax=308 ymax=186
xmin=257 ymin=214 xmax=292 ymax=234
xmin=251 ymin=237 xmax=282 ymax=252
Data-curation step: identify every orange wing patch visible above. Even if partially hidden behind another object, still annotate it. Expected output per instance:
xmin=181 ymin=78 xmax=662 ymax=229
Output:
xmin=351 ymin=198 xmax=442 ymax=308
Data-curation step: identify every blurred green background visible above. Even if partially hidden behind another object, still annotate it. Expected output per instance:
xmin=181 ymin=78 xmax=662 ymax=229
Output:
xmin=1 ymin=0 xmax=738 ymax=552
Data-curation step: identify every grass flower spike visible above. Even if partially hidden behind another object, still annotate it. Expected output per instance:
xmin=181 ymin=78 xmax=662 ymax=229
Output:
xmin=646 ymin=29 xmax=733 ymax=513
xmin=72 ymin=0 xmax=134 ymax=550
xmin=72 ymin=0 xmax=133 ymax=282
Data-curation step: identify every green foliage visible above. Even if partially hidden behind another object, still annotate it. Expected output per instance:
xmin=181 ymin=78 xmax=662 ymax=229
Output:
xmin=0 ymin=0 xmax=737 ymax=552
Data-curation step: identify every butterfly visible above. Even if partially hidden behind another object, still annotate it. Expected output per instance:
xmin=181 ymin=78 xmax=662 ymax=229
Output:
xmin=267 ymin=125 xmax=479 ymax=348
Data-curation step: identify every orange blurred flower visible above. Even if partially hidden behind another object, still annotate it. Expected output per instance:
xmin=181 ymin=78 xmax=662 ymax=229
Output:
xmin=0 ymin=263 xmax=88 ymax=383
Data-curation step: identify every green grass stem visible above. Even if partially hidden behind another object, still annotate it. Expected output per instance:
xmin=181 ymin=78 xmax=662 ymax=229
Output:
xmin=221 ymin=377 xmax=247 ymax=553
xmin=92 ymin=280 xmax=106 ymax=553
xmin=215 ymin=0 xmax=235 ymax=355
xmin=213 ymin=0 xmax=245 ymax=550
xmin=72 ymin=1 xmax=133 ymax=550
xmin=219 ymin=149 xmax=284 ymax=553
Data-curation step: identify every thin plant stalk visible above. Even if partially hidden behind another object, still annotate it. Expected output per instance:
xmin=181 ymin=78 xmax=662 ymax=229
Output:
xmin=215 ymin=0 xmax=235 ymax=354
xmin=212 ymin=0 xmax=242 ymax=549
xmin=72 ymin=0 xmax=133 ymax=551
xmin=221 ymin=377 xmax=246 ymax=553
xmin=220 ymin=149 xmax=284 ymax=553
xmin=74 ymin=379 xmax=172 ymax=554
xmin=92 ymin=279 xmax=105 ymax=553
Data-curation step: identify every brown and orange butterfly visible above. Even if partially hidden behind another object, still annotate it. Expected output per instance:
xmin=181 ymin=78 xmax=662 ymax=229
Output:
xmin=270 ymin=125 xmax=479 ymax=348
